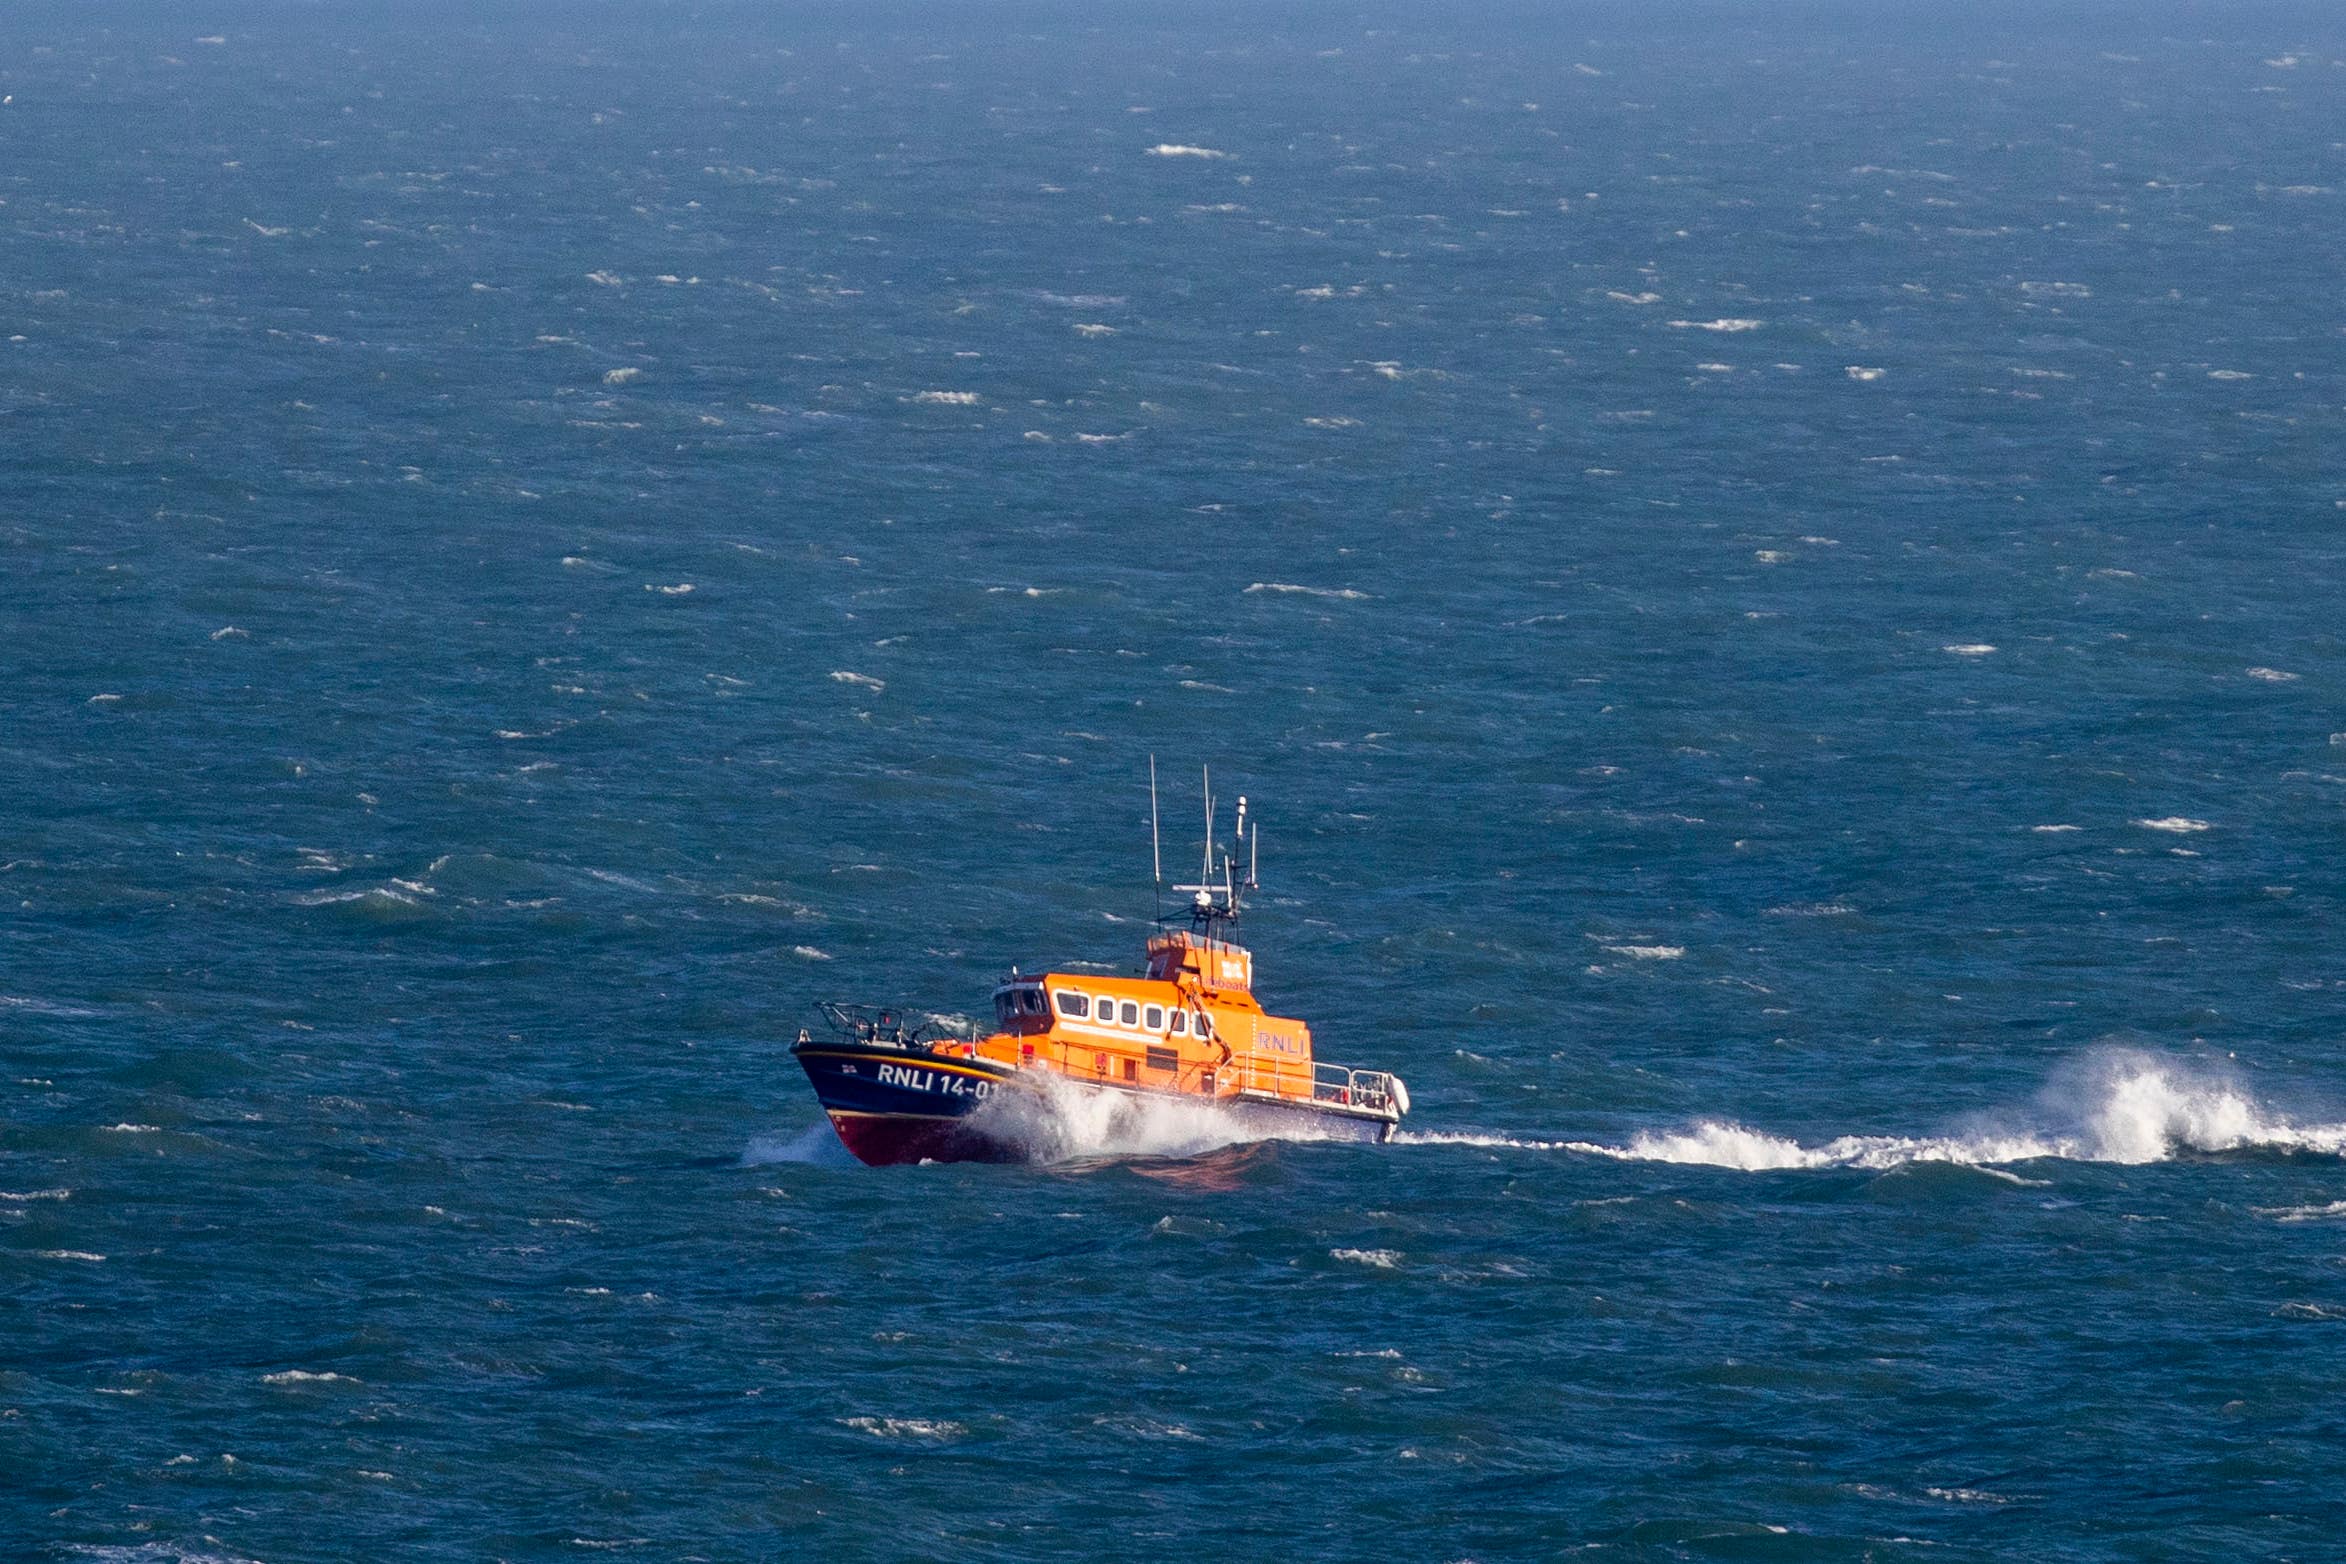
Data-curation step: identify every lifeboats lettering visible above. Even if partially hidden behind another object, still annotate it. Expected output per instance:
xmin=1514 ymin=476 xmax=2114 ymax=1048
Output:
xmin=875 ymin=1062 xmax=996 ymax=1098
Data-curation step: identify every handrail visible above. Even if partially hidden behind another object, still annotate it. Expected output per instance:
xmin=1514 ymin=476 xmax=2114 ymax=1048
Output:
xmin=1221 ymin=1054 xmax=1398 ymax=1115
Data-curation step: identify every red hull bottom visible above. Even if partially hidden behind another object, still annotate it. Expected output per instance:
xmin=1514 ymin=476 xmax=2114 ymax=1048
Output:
xmin=827 ymin=1112 xmax=1024 ymax=1167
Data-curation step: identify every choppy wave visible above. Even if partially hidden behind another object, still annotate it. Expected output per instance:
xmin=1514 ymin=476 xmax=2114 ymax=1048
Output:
xmin=1559 ymin=1054 xmax=2346 ymax=1171
xmin=1244 ymin=582 xmax=1369 ymax=600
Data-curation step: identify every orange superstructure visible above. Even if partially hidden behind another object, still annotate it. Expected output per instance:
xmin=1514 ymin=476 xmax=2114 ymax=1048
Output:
xmin=970 ymin=928 xmax=1337 ymax=1107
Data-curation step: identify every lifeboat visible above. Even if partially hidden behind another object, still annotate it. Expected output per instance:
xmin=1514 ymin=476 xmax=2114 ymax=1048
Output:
xmin=790 ymin=774 xmax=1410 ymax=1166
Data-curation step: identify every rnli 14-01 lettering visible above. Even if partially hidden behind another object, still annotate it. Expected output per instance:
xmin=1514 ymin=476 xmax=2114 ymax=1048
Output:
xmin=876 ymin=1062 xmax=995 ymax=1098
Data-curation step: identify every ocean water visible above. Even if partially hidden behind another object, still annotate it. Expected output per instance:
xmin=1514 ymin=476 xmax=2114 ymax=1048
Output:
xmin=5 ymin=3 xmax=2346 ymax=1558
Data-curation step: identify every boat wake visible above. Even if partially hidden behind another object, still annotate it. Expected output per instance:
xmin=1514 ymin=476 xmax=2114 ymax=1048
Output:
xmin=1403 ymin=1052 xmax=2346 ymax=1172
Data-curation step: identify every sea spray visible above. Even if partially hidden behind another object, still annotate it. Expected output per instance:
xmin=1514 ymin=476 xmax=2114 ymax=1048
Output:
xmin=961 ymin=1071 xmax=1344 ymax=1163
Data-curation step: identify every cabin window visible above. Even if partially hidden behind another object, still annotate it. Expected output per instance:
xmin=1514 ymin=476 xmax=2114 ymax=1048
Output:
xmin=1055 ymin=992 xmax=1089 ymax=1019
xmin=1093 ymin=995 xmax=1114 ymax=1024
xmin=1144 ymin=1004 xmax=1164 ymax=1031
xmin=1146 ymin=1045 xmax=1179 ymax=1074
xmin=1170 ymin=1012 xmax=1187 ymax=1035
xmin=1119 ymin=1001 xmax=1139 ymax=1026
xmin=1193 ymin=1012 xmax=1212 ymax=1038
xmin=995 ymin=993 xmax=1017 ymax=1025
xmin=1020 ymin=989 xmax=1046 ymax=1015
xmin=1122 ymin=1058 xmax=1137 ymax=1082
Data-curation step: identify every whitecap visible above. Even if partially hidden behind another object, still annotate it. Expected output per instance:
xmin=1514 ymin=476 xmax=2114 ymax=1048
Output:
xmin=1666 ymin=318 xmax=1763 ymax=332
xmin=602 ymin=367 xmax=641 ymax=385
xmin=1146 ymin=144 xmax=1231 ymax=159
xmin=1942 ymin=644 xmax=1997 ymax=656
xmin=841 ymin=1416 xmax=966 ymax=1439
xmin=1846 ymin=366 xmax=1886 ymax=381
xmin=1603 ymin=944 xmax=1684 ymax=960
xmin=2245 ymin=667 xmax=2299 ymax=682
xmin=645 ymin=583 xmax=694 ymax=595
xmin=908 ymin=390 xmax=980 ymax=405
xmin=1331 ymin=1248 xmax=1402 ymax=1269
xmin=1244 ymin=582 xmax=1369 ymax=600
xmin=261 ymin=1370 xmax=360 ymax=1386
xmin=2136 ymin=817 xmax=2210 ymax=833
xmin=828 ymin=671 xmax=885 ymax=691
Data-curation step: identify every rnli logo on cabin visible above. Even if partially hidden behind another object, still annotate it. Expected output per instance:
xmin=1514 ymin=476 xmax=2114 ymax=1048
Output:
xmin=1251 ymin=1023 xmax=1305 ymax=1056
xmin=876 ymin=1062 xmax=995 ymax=1099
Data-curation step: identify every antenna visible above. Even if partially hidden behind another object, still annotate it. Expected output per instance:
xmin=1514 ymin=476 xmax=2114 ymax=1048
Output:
xmin=1249 ymin=812 xmax=1258 ymax=888
xmin=1149 ymin=754 xmax=1163 ymax=921
xmin=1200 ymin=765 xmax=1214 ymax=889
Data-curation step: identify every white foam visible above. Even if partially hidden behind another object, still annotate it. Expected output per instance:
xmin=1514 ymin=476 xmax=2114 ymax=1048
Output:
xmin=39 ymin=1249 xmax=106 ymax=1262
xmin=2137 ymin=817 xmax=2211 ymax=833
xmin=645 ymin=582 xmax=694 ymax=595
xmin=1943 ymin=643 xmax=1997 ymax=656
xmin=2258 ymin=1200 xmax=2346 ymax=1223
xmin=1667 ymin=318 xmax=1763 ymax=332
xmin=1331 ymin=1247 xmax=1402 ymax=1269
xmin=789 ymin=945 xmax=830 ymax=961
xmin=909 ymin=389 xmax=979 ymax=405
xmin=0 ymin=1188 xmax=70 ymax=1201
xmin=262 ymin=1370 xmax=360 ymax=1385
xmin=1147 ymin=144 xmax=1231 ymax=159
xmin=827 ymin=671 xmax=886 ymax=691
xmin=1846 ymin=366 xmax=1886 ymax=381
xmin=1603 ymin=944 xmax=1684 ymax=960
xmin=2245 ymin=667 xmax=2299 ymax=682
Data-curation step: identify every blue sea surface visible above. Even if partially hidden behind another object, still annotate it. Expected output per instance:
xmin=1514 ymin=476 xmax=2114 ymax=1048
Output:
xmin=5 ymin=3 xmax=2346 ymax=1559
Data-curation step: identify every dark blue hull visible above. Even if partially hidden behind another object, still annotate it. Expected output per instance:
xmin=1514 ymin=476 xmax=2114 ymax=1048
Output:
xmin=790 ymin=1041 xmax=1025 ymax=1165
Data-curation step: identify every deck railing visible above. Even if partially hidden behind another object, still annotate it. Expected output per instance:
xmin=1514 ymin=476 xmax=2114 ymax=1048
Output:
xmin=1223 ymin=1055 xmax=1399 ymax=1115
